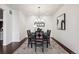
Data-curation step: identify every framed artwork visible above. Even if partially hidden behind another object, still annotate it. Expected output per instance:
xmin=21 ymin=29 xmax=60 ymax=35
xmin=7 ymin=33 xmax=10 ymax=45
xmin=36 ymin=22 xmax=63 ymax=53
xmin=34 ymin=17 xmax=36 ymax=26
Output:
xmin=57 ymin=13 xmax=66 ymax=30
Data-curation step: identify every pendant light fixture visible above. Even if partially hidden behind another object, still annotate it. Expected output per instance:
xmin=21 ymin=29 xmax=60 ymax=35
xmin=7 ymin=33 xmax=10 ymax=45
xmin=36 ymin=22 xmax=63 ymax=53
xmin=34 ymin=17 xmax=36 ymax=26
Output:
xmin=34 ymin=6 xmax=45 ymax=27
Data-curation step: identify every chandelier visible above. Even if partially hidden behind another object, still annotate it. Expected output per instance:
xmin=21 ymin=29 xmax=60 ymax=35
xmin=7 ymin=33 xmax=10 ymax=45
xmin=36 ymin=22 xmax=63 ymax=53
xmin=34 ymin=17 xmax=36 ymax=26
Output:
xmin=34 ymin=6 xmax=45 ymax=27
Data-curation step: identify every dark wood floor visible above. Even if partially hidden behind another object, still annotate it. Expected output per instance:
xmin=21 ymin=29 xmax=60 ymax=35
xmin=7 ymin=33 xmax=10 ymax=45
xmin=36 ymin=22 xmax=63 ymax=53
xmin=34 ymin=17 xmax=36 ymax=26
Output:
xmin=0 ymin=37 xmax=75 ymax=54
xmin=0 ymin=38 xmax=27 ymax=54
xmin=0 ymin=40 xmax=3 ymax=54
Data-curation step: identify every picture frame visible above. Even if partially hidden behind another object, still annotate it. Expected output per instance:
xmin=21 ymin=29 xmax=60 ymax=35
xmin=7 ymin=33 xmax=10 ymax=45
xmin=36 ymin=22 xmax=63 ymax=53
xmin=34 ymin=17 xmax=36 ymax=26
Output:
xmin=57 ymin=13 xmax=66 ymax=30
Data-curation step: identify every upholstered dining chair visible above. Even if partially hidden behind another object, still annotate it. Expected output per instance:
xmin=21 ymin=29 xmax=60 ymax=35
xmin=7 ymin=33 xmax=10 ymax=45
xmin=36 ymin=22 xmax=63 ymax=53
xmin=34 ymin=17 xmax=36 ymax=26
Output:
xmin=30 ymin=32 xmax=35 ymax=48
xmin=35 ymin=30 xmax=44 ymax=52
xmin=43 ymin=32 xmax=49 ymax=48
xmin=43 ymin=30 xmax=51 ymax=48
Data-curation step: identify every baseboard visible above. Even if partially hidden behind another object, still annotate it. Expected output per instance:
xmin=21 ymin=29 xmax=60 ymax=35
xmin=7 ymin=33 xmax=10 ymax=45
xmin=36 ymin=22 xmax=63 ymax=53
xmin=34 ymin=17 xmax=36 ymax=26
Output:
xmin=51 ymin=37 xmax=75 ymax=54
xmin=3 ymin=37 xmax=27 ymax=54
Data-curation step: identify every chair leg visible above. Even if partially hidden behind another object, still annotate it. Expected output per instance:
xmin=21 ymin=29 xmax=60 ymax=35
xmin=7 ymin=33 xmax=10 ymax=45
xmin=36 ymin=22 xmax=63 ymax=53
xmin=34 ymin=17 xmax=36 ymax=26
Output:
xmin=35 ymin=47 xmax=36 ymax=52
xmin=28 ymin=44 xmax=29 ymax=47
xmin=49 ymin=42 xmax=50 ymax=45
xmin=42 ymin=47 xmax=44 ymax=52
xmin=28 ymin=39 xmax=29 ymax=47
xmin=49 ymin=40 xmax=50 ymax=45
xmin=47 ymin=41 xmax=48 ymax=48
xmin=31 ymin=43 xmax=32 ymax=48
xmin=42 ymin=42 xmax=44 ymax=52
xmin=49 ymin=38 xmax=50 ymax=45
xmin=35 ymin=42 xmax=36 ymax=52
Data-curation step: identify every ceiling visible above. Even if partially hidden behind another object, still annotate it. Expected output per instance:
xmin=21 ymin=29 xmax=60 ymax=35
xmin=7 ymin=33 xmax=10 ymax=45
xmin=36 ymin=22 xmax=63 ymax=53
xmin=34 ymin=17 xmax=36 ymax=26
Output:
xmin=7 ymin=4 xmax=63 ymax=16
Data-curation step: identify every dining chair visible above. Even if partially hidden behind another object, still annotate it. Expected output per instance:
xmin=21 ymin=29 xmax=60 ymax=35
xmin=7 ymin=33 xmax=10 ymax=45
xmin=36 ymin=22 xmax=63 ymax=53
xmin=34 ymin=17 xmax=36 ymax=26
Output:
xmin=30 ymin=32 xmax=35 ymax=48
xmin=43 ymin=32 xmax=49 ymax=48
xmin=35 ymin=31 xmax=44 ymax=52
xmin=27 ymin=30 xmax=32 ymax=47
xmin=47 ymin=30 xmax=51 ymax=45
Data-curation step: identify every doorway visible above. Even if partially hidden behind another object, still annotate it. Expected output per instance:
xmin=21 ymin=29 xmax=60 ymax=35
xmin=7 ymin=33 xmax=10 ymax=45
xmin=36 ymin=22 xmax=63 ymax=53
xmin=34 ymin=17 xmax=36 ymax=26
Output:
xmin=0 ymin=8 xmax=3 ymax=53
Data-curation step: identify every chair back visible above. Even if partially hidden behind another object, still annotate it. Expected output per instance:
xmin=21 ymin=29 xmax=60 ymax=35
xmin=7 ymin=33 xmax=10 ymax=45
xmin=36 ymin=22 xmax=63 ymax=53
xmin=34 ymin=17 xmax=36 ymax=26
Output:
xmin=31 ymin=33 xmax=35 ymax=39
xmin=37 ymin=28 xmax=42 ymax=32
xmin=27 ymin=30 xmax=31 ymax=38
xmin=47 ymin=30 xmax=51 ymax=36
xmin=35 ymin=31 xmax=44 ymax=40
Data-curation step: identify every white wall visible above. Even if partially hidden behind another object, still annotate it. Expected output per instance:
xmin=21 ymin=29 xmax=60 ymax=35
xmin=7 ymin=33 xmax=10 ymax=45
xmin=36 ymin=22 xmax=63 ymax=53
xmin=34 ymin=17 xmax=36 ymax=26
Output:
xmin=11 ymin=8 xmax=27 ymax=42
xmin=0 ymin=5 xmax=27 ymax=45
xmin=52 ymin=4 xmax=79 ymax=53
xmin=12 ymin=10 xmax=20 ymax=42
xmin=16 ymin=11 xmax=27 ymax=42
xmin=7 ymin=6 xmax=27 ymax=44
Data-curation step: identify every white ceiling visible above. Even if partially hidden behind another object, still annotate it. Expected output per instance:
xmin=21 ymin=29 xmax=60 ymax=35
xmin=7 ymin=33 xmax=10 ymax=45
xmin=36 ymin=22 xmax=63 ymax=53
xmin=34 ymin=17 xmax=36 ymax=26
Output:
xmin=7 ymin=4 xmax=63 ymax=16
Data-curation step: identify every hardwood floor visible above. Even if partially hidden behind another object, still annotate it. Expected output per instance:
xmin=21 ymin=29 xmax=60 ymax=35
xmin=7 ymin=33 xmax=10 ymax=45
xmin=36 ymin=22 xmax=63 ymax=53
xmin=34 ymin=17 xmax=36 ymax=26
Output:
xmin=51 ymin=37 xmax=75 ymax=54
xmin=2 ymin=38 xmax=27 ymax=54
xmin=14 ymin=38 xmax=68 ymax=54
xmin=0 ymin=37 xmax=75 ymax=54
xmin=0 ymin=40 xmax=3 ymax=54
